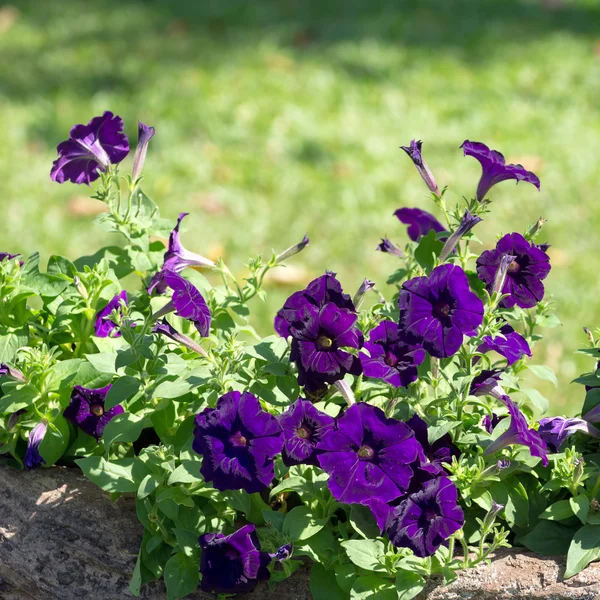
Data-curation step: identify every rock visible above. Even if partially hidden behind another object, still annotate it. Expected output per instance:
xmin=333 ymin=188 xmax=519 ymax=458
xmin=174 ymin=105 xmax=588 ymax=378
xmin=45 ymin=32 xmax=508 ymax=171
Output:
xmin=1 ymin=465 xmax=599 ymax=599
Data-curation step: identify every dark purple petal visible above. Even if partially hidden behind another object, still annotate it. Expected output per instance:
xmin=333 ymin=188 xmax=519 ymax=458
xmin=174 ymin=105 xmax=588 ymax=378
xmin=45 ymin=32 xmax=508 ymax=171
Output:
xmin=477 ymin=323 xmax=531 ymax=366
xmin=538 ymin=417 xmax=600 ymax=453
xmin=394 ymin=208 xmax=446 ymax=242
xmin=63 ymin=384 xmax=122 ymax=440
xmin=23 ymin=421 xmax=47 ymax=470
xmin=163 ymin=271 xmax=212 ymax=337
xmin=94 ymin=290 xmax=128 ymax=338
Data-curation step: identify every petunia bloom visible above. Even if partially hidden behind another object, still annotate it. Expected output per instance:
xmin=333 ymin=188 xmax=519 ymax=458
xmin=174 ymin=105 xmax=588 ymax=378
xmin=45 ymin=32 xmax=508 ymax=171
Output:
xmin=400 ymin=140 xmax=439 ymax=194
xmin=152 ymin=318 xmax=208 ymax=357
xmin=277 ymin=398 xmax=334 ymax=466
xmin=317 ymin=402 xmax=419 ymax=504
xmin=274 ymin=272 xmax=355 ymax=338
xmin=484 ymin=396 xmax=548 ymax=466
xmin=477 ymin=322 xmax=531 ymax=367
xmin=476 ymin=233 xmax=551 ymax=309
xmin=360 ymin=321 xmax=425 ymax=388
xmin=199 ymin=524 xmax=271 ymax=594
xmin=50 ymin=111 xmax=130 ymax=185
xmin=439 ymin=209 xmax=482 ymax=261
xmin=394 ymin=208 xmax=446 ymax=242
xmin=538 ymin=417 xmax=600 ymax=453
xmin=63 ymin=385 xmax=124 ymax=440
xmin=94 ymin=290 xmax=128 ymax=338
xmin=153 ymin=271 xmax=212 ymax=337
xmin=387 ymin=476 xmax=464 ymax=558
xmin=461 ymin=140 xmax=540 ymax=201
xmin=131 ymin=121 xmax=155 ymax=182
xmin=376 ymin=238 xmax=404 ymax=257
xmin=148 ymin=213 xmax=215 ymax=295
xmin=192 ymin=391 xmax=283 ymax=493
xmin=289 ymin=302 xmax=363 ymax=393
xmin=399 ymin=263 xmax=484 ymax=358
xmin=23 ymin=421 xmax=48 ymax=470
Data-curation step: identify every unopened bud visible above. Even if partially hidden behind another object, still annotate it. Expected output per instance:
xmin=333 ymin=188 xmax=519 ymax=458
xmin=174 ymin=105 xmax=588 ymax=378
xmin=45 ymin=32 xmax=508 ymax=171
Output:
xmin=276 ymin=235 xmax=310 ymax=263
xmin=492 ymin=254 xmax=517 ymax=296
xmin=439 ymin=210 xmax=482 ymax=262
xmin=353 ymin=279 xmax=375 ymax=309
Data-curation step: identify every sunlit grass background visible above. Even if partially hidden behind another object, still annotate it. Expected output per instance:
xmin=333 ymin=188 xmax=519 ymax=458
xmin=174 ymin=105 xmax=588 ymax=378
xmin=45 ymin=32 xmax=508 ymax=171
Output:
xmin=1 ymin=0 xmax=600 ymax=413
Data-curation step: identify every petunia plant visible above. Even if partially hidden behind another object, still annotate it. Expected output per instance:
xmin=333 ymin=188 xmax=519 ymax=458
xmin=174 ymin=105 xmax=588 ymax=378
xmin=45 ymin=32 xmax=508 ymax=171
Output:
xmin=3 ymin=115 xmax=600 ymax=600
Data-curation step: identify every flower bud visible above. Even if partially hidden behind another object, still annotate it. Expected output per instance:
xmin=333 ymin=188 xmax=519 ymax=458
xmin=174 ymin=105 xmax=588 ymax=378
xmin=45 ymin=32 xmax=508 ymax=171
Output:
xmin=376 ymin=238 xmax=403 ymax=258
xmin=352 ymin=279 xmax=375 ymax=309
xmin=400 ymin=140 xmax=439 ymax=194
xmin=439 ymin=210 xmax=482 ymax=261
xmin=334 ymin=379 xmax=356 ymax=407
xmin=492 ymin=254 xmax=517 ymax=296
xmin=524 ymin=216 xmax=547 ymax=241
xmin=275 ymin=235 xmax=310 ymax=263
xmin=132 ymin=121 xmax=156 ymax=183
xmin=482 ymin=500 xmax=504 ymax=531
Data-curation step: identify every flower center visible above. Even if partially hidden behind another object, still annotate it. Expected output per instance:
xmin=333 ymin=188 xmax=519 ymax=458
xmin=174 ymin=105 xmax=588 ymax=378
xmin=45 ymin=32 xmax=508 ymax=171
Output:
xmin=433 ymin=301 xmax=451 ymax=319
xmin=90 ymin=405 xmax=104 ymax=417
xmin=230 ymin=431 xmax=248 ymax=447
xmin=296 ymin=425 xmax=312 ymax=439
xmin=423 ymin=508 xmax=439 ymax=521
xmin=316 ymin=335 xmax=333 ymax=350
xmin=357 ymin=445 xmax=375 ymax=460
xmin=507 ymin=260 xmax=520 ymax=274
xmin=384 ymin=352 xmax=398 ymax=367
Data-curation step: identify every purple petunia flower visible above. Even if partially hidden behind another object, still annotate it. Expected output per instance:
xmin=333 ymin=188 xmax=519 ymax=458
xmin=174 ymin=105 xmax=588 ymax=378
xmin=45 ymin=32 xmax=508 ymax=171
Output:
xmin=94 ymin=290 xmax=128 ymax=338
xmin=461 ymin=140 xmax=541 ymax=201
xmin=148 ymin=213 xmax=215 ymax=295
xmin=50 ymin=111 xmax=130 ymax=185
xmin=476 ymin=233 xmax=551 ymax=309
xmin=394 ymin=208 xmax=446 ymax=242
xmin=23 ymin=421 xmax=48 ymax=470
xmin=154 ymin=271 xmax=212 ymax=337
xmin=482 ymin=413 xmax=503 ymax=434
xmin=399 ymin=264 xmax=484 ymax=359
xmin=152 ymin=318 xmax=208 ymax=357
xmin=484 ymin=396 xmax=548 ymax=466
xmin=63 ymin=385 xmax=123 ymax=440
xmin=274 ymin=272 xmax=355 ymax=338
xmin=192 ymin=391 xmax=283 ymax=493
xmin=406 ymin=414 xmax=459 ymax=474
xmin=538 ymin=417 xmax=600 ymax=453
xmin=317 ymin=403 xmax=419 ymax=504
xmin=477 ymin=322 xmax=531 ymax=366
xmin=271 ymin=543 xmax=293 ymax=562
xmin=360 ymin=321 xmax=425 ymax=388
xmin=277 ymin=399 xmax=334 ymax=467
xmin=400 ymin=140 xmax=439 ymax=194
xmin=199 ymin=524 xmax=271 ymax=594
xmin=387 ymin=476 xmax=464 ymax=558
xmin=131 ymin=121 xmax=156 ymax=182
xmin=289 ymin=303 xmax=363 ymax=393
xmin=376 ymin=238 xmax=404 ymax=257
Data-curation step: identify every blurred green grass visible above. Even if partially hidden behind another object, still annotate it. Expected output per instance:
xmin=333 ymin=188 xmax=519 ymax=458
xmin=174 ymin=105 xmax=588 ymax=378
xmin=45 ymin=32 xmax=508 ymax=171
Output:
xmin=1 ymin=0 xmax=600 ymax=414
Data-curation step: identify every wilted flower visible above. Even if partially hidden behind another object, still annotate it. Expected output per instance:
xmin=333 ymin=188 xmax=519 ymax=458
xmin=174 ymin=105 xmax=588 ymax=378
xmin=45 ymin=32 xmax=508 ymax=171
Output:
xmin=476 ymin=233 xmax=551 ymax=309
xmin=131 ymin=121 xmax=155 ymax=182
xmin=317 ymin=403 xmax=419 ymax=504
xmin=461 ymin=140 xmax=541 ymax=201
xmin=154 ymin=271 xmax=212 ymax=337
xmin=50 ymin=111 xmax=129 ymax=185
xmin=275 ymin=234 xmax=310 ymax=263
xmin=289 ymin=303 xmax=363 ymax=393
xmin=274 ymin=272 xmax=355 ymax=338
xmin=477 ymin=322 xmax=531 ymax=366
xmin=199 ymin=524 xmax=271 ymax=594
xmin=399 ymin=264 xmax=484 ymax=358
xmin=406 ymin=413 xmax=459 ymax=474
xmin=152 ymin=318 xmax=208 ymax=357
xmin=400 ymin=140 xmax=439 ymax=194
xmin=271 ymin=543 xmax=293 ymax=562
xmin=377 ymin=238 xmax=404 ymax=257
xmin=148 ymin=213 xmax=215 ymax=295
xmin=484 ymin=396 xmax=548 ymax=466
xmin=94 ymin=290 xmax=128 ymax=338
xmin=538 ymin=417 xmax=600 ymax=453
xmin=394 ymin=208 xmax=446 ymax=242
xmin=277 ymin=399 xmax=334 ymax=466
xmin=387 ymin=476 xmax=464 ymax=558
xmin=360 ymin=321 xmax=425 ymax=388
xmin=23 ymin=421 xmax=48 ymax=470
xmin=0 ymin=363 xmax=26 ymax=382
xmin=439 ymin=210 xmax=482 ymax=262
xmin=63 ymin=385 xmax=123 ymax=440
xmin=192 ymin=391 xmax=283 ymax=493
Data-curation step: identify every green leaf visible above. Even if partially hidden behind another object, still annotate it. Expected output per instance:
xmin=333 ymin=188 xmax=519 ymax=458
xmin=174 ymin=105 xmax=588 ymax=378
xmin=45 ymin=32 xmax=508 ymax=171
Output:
xmin=414 ymin=229 xmax=443 ymax=274
xmin=310 ymin=563 xmax=346 ymax=600
xmin=76 ymin=457 xmax=137 ymax=493
xmin=225 ymin=491 xmax=270 ymax=525
xmin=583 ymin=388 xmax=600 ymax=418
xmin=263 ymin=510 xmax=286 ymax=534
xmin=570 ymin=495 xmax=590 ymax=525
xmin=39 ymin=415 xmax=70 ymax=466
xmin=269 ymin=476 xmax=309 ymax=498
xmin=520 ymin=388 xmax=549 ymax=414
xmin=341 ymin=539 xmax=386 ymax=572
xmin=156 ymin=487 xmax=195 ymax=508
xmin=350 ymin=575 xmax=397 ymax=600
xmin=0 ymin=383 xmax=38 ymax=413
xmin=164 ymin=552 xmax=200 ymax=600
xmin=520 ymin=521 xmax=575 ymax=555
xmin=47 ymin=255 xmax=76 ymax=277
xmin=395 ymin=570 xmax=426 ymax=600
xmin=427 ymin=420 xmax=458 ymax=445
xmin=350 ymin=504 xmax=380 ymax=539
xmin=283 ymin=506 xmax=327 ymax=542
xmin=0 ymin=326 xmax=28 ymax=362
xmin=539 ymin=499 xmax=574 ymax=521
xmin=153 ymin=379 xmax=193 ymax=399
xmin=85 ymin=352 xmax=118 ymax=374
xmin=172 ymin=528 xmax=200 ymax=557
xmin=527 ymin=365 xmax=558 ymax=387
xmin=565 ymin=525 xmax=600 ymax=578
xmin=334 ymin=563 xmax=356 ymax=594
xmin=21 ymin=252 xmax=68 ymax=297
xmin=129 ymin=549 xmax=143 ymax=597
xmin=105 ymin=376 xmax=141 ymax=410
xmin=102 ymin=413 xmax=146 ymax=447
xmin=137 ymin=474 xmax=161 ymax=500
xmin=167 ymin=461 xmax=203 ymax=485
